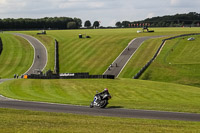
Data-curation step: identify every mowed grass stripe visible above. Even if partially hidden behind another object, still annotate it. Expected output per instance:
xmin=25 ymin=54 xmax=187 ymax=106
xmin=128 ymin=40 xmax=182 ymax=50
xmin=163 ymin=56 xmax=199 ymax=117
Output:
xmin=59 ymin=38 xmax=97 ymax=72
xmin=0 ymin=34 xmax=33 ymax=78
xmin=1 ymin=79 xmax=200 ymax=113
xmin=71 ymin=36 xmax=116 ymax=73
xmin=64 ymin=40 xmax=96 ymax=72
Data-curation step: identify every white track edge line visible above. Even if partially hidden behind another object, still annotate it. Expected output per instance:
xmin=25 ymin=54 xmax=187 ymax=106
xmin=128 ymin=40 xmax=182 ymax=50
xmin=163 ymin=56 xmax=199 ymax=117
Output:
xmin=103 ymin=38 xmax=136 ymax=75
xmin=13 ymin=33 xmax=36 ymax=75
xmin=26 ymin=34 xmax=48 ymax=71
xmin=116 ymin=40 xmax=145 ymax=78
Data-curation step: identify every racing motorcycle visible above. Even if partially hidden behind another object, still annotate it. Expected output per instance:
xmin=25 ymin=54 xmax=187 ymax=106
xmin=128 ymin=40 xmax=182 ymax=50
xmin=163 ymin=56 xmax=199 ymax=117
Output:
xmin=90 ymin=90 xmax=112 ymax=108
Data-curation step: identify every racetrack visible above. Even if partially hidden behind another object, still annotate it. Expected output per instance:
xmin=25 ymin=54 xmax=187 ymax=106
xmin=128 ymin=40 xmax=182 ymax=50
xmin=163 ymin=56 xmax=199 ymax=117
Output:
xmin=0 ymin=34 xmax=200 ymax=122
xmin=103 ymin=36 xmax=165 ymax=77
xmin=13 ymin=33 xmax=47 ymax=74
xmin=0 ymin=95 xmax=200 ymax=122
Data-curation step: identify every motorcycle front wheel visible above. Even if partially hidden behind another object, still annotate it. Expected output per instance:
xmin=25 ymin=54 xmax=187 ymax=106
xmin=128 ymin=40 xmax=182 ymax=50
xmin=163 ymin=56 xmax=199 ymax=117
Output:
xmin=90 ymin=102 xmax=94 ymax=108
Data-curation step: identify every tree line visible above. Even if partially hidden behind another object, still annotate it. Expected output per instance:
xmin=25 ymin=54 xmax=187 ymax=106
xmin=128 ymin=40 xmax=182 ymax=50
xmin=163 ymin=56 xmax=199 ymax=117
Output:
xmin=116 ymin=12 xmax=200 ymax=28
xmin=0 ymin=17 xmax=102 ymax=30
xmin=0 ymin=17 xmax=82 ymax=30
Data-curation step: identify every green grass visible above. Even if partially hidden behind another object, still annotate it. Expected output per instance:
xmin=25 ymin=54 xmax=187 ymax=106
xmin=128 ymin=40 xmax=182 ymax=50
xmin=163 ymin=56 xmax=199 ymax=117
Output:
xmin=19 ymin=29 xmax=141 ymax=74
xmin=0 ymin=33 xmax=34 ymax=78
xmin=13 ymin=31 xmax=55 ymax=71
xmin=1 ymin=28 xmax=200 ymax=130
xmin=1 ymin=78 xmax=200 ymax=113
xmin=0 ymin=108 xmax=200 ymax=133
xmin=17 ymin=27 xmax=200 ymax=75
xmin=140 ymin=35 xmax=200 ymax=87
xmin=119 ymin=37 xmax=166 ymax=78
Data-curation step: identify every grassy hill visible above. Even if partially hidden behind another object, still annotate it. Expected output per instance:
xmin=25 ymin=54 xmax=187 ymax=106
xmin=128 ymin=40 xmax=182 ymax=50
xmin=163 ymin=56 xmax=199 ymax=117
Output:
xmin=19 ymin=29 xmax=141 ymax=74
xmin=0 ymin=33 xmax=33 ymax=78
xmin=18 ymin=27 xmax=200 ymax=76
xmin=1 ymin=78 xmax=200 ymax=113
xmin=140 ymin=35 xmax=200 ymax=87
xmin=1 ymin=28 xmax=200 ymax=132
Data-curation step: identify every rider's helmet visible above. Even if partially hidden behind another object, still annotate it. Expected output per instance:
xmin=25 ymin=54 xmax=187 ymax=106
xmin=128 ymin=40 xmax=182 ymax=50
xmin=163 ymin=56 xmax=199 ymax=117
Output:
xmin=104 ymin=88 xmax=108 ymax=91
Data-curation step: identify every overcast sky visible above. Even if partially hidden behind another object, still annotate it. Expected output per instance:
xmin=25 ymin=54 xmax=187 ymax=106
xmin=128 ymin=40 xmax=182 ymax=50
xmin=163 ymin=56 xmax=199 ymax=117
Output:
xmin=0 ymin=0 xmax=200 ymax=26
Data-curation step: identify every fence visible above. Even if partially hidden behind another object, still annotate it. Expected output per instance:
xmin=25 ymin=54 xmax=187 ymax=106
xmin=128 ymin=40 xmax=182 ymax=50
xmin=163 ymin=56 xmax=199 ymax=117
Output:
xmin=133 ymin=33 xmax=200 ymax=79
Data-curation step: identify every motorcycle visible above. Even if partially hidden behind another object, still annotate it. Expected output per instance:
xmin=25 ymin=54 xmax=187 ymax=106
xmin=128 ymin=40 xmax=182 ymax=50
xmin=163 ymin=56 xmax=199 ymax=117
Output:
xmin=90 ymin=91 xmax=112 ymax=108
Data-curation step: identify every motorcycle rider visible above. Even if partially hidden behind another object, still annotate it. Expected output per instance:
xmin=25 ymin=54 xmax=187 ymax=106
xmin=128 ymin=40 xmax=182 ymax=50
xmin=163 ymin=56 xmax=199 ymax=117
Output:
xmin=90 ymin=88 xmax=111 ymax=108
xmin=96 ymin=88 xmax=110 ymax=100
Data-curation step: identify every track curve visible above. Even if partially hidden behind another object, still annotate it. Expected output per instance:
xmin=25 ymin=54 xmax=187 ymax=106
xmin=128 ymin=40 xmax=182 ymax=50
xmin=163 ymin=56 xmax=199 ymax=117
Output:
xmin=13 ymin=33 xmax=47 ymax=74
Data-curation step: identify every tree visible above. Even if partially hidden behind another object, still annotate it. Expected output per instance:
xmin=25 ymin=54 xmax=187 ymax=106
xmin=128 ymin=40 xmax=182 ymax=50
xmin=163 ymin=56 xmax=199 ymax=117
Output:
xmin=74 ymin=18 xmax=82 ymax=28
xmin=122 ymin=21 xmax=130 ymax=28
xmin=93 ymin=21 xmax=100 ymax=29
xmin=115 ymin=21 xmax=122 ymax=28
xmin=67 ymin=22 xmax=77 ymax=29
xmin=84 ymin=20 xmax=91 ymax=28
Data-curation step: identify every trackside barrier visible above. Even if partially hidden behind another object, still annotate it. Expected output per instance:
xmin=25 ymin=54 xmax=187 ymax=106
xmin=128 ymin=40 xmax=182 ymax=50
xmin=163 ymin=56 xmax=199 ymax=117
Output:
xmin=133 ymin=33 xmax=200 ymax=79
xmin=26 ymin=72 xmax=115 ymax=79
xmin=0 ymin=38 xmax=2 ymax=55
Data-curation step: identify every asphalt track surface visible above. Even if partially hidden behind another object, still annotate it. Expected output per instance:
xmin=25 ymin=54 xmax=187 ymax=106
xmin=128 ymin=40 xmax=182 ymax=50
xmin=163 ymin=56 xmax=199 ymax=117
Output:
xmin=0 ymin=35 xmax=200 ymax=122
xmin=0 ymin=94 xmax=200 ymax=122
xmin=13 ymin=33 xmax=47 ymax=74
xmin=104 ymin=36 xmax=165 ymax=77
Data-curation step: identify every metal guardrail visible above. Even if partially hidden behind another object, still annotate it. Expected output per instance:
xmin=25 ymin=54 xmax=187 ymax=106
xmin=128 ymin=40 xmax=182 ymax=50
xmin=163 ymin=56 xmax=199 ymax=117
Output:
xmin=133 ymin=33 xmax=200 ymax=79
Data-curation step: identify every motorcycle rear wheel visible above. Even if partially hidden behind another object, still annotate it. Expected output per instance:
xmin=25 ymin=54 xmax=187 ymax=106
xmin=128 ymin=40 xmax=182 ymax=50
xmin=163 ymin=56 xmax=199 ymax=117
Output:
xmin=99 ymin=100 xmax=108 ymax=108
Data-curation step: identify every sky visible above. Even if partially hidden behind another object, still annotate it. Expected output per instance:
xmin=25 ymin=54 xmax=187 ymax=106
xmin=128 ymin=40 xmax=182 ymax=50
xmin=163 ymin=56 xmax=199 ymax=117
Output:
xmin=0 ymin=0 xmax=200 ymax=26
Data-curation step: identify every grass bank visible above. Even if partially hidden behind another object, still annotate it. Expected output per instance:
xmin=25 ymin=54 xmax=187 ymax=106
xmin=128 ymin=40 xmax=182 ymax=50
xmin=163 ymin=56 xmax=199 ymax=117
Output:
xmin=0 ymin=33 xmax=33 ymax=78
xmin=1 ymin=79 xmax=200 ymax=113
xmin=1 ymin=108 xmax=200 ymax=133
xmin=140 ymin=35 xmax=200 ymax=87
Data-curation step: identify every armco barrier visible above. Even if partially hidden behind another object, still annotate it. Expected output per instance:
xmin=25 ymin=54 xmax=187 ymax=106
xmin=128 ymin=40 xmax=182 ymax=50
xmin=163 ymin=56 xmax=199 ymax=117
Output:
xmin=133 ymin=33 xmax=200 ymax=79
xmin=0 ymin=38 xmax=2 ymax=55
